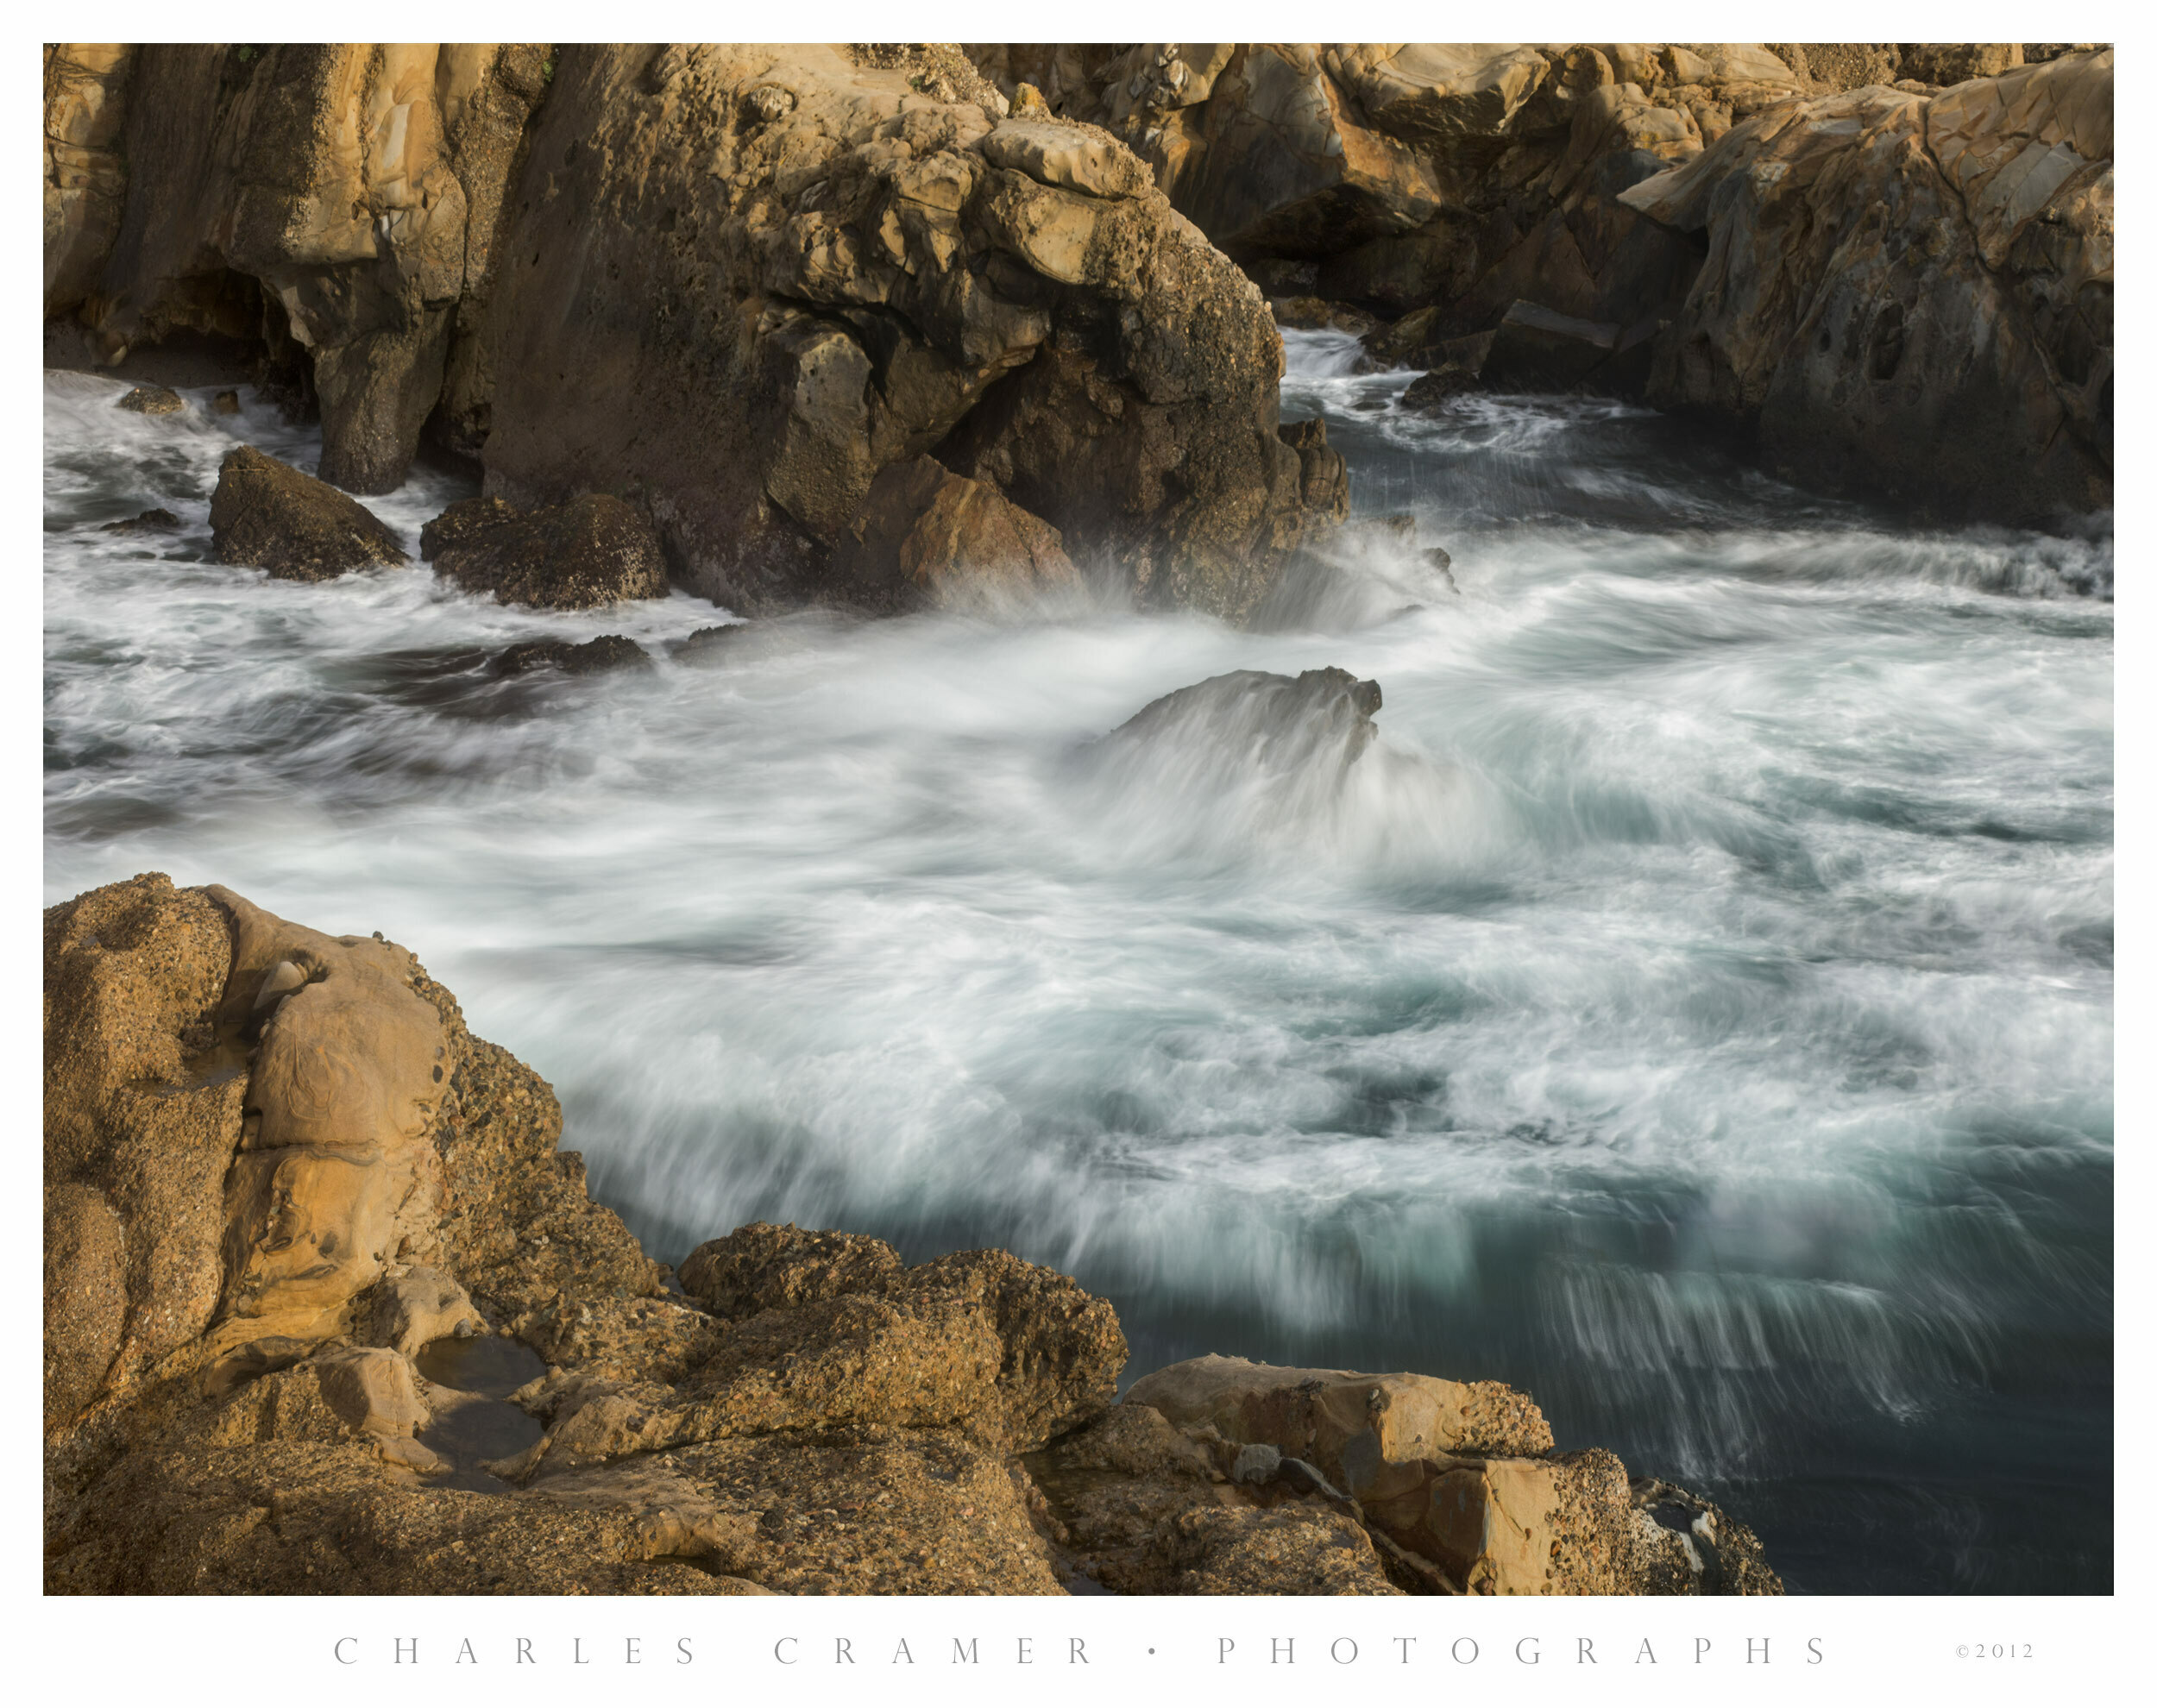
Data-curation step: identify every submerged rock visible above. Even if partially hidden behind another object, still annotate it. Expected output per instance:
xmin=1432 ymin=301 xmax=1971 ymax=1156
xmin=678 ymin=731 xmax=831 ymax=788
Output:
xmin=97 ymin=507 xmax=182 ymax=535
xmin=428 ymin=494 xmax=670 ymax=610
xmin=43 ymin=873 xmax=1783 ymax=1597
xmin=207 ymin=445 xmax=408 ymax=581
xmin=489 ymin=636 xmax=654 ymax=677
xmin=1107 ymin=667 xmax=1383 ymax=771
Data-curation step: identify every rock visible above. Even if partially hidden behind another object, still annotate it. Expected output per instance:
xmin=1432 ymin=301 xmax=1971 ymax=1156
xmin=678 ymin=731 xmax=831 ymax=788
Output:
xmin=1026 ymin=1402 xmax=1403 ymax=1595
xmin=1901 ymin=44 xmax=2024 ymax=87
xmin=1272 ymin=297 xmax=1380 ymax=336
xmin=43 ymin=46 xmax=135 ymax=317
xmin=43 ymin=876 xmax=248 ymax=1427
xmin=1105 ymin=667 xmax=1383 ymax=772
xmin=1278 ymin=418 xmax=1350 ymax=525
xmin=204 ymin=885 xmax=455 ymax=1345
xmin=471 ymin=47 xmax=1323 ymax=623
xmin=115 ymin=384 xmax=183 ymax=414
xmin=1127 ymin=1353 xmax=1556 ymax=1473
xmin=207 ymin=446 xmax=408 ymax=581
xmin=489 ymin=636 xmax=654 ymax=677
xmin=678 ymin=1222 xmax=907 ymax=1318
xmin=418 ymin=495 xmax=514 ymax=561
xmin=1623 ymin=51 xmax=2112 ymax=519
xmin=43 ymin=873 xmax=1783 ymax=1598
xmin=97 ymin=507 xmax=181 ymax=535
xmin=1479 ymin=300 xmax=1624 ymax=392
xmin=363 ymin=1265 xmax=485 ymax=1355
xmin=831 ymin=455 xmax=1078 ymax=611
xmin=431 ymin=494 xmax=670 ymax=610
xmin=1398 ymin=365 xmax=1476 ymax=411
xmin=53 ymin=45 xmax=549 ymax=493
xmin=211 ymin=389 xmax=240 ymax=415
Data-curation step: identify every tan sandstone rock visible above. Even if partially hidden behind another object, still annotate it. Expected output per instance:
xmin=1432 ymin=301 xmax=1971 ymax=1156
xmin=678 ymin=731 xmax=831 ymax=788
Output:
xmin=1623 ymin=49 xmax=2112 ymax=520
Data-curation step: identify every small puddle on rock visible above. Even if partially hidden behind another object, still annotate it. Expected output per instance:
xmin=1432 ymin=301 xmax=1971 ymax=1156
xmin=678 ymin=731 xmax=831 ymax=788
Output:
xmin=415 ymin=1334 xmax=546 ymax=1494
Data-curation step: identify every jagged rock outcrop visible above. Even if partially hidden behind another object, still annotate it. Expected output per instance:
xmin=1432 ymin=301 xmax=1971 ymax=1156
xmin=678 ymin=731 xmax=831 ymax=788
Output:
xmin=208 ymin=445 xmax=408 ymax=580
xmin=1621 ymin=49 xmax=2113 ymax=520
xmin=45 ymin=43 xmax=1331 ymax=621
xmin=46 ymin=874 xmax=1782 ymax=1597
xmin=48 ymin=44 xmax=551 ymax=495
xmin=972 ymin=43 xmax=2110 ymax=521
xmin=469 ymin=45 xmax=1323 ymax=621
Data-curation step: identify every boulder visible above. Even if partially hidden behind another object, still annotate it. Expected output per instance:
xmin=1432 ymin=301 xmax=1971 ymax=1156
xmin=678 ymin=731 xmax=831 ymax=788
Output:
xmin=1105 ymin=667 xmax=1383 ymax=771
xmin=678 ymin=1222 xmax=907 ymax=1318
xmin=210 ymin=388 xmax=240 ymax=415
xmin=831 ymin=455 xmax=1078 ymax=610
xmin=489 ymin=636 xmax=653 ymax=677
xmin=1278 ymin=418 xmax=1351 ymax=525
xmin=207 ymin=445 xmax=407 ymax=581
xmin=1126 ymin=1353 xmax=1556 ymax=1477
xmin=1398 ymin=364 xmax=1477 ymax=411
xmin=115 ymin=383 xmax=182 ymax=414
xmin=430 ymin=493 xmax=670 ymax=609
xmin=97 ymin=506 xmax=181 ymax=534
xmin=1623 ymin=50 xmax=2112 ymax=519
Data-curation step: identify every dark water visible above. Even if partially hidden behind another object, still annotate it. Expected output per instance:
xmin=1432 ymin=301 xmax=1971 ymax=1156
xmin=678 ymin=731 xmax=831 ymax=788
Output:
xmin=43 ymin=338 xmax=2112 ymax=1592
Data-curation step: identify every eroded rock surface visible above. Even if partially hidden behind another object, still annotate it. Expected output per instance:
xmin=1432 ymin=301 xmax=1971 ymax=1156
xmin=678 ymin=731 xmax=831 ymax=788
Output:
xmin=45 ymin=875 xmax=1781 ymax=1597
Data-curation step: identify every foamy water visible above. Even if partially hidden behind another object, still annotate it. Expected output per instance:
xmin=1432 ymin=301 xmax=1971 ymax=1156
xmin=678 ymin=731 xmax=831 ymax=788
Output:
xmin=43 ymin=336 xmax=2113 ymax=1591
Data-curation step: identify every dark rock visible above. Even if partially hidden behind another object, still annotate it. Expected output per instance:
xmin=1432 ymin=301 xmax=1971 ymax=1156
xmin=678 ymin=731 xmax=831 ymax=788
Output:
xmin=489 ymin=636 xmax=653 ymax=678
xmin=1107 ymin=667 xmax=1383 ymax=774
xmin=1270 ymin=296 xmax=1380 ymax=336
xmin=97 ymin=507 xmax=183 ymax=536
xmin=1480 ymin=300 xmax=1621 ymax=392
xmin=1399 ymin=365 xmax=1478 ymax=411
xmin=115 ymin=384 xmax=184 ymax=415
xmin=211 ymin=389 xmax=241 ymax=416
xmin=207 ymin=445 xmax=409 ymax=581
xmin=431 ymin=494 xmax=670 ymax=610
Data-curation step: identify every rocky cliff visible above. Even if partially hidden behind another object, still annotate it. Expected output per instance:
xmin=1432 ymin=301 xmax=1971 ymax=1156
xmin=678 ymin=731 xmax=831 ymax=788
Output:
xmin=976 ymin=42 xmax=2110 ymax=524
xmin=42 ymin=43 xmax=1335 ymax=622
xmin=45 ymin=872 xmax=1779 ymax=1596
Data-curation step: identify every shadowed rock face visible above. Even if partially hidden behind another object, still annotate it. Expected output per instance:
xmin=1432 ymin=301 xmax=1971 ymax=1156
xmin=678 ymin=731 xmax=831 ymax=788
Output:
xmin=43 ymin=875 xmax=1780 ymax=1598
